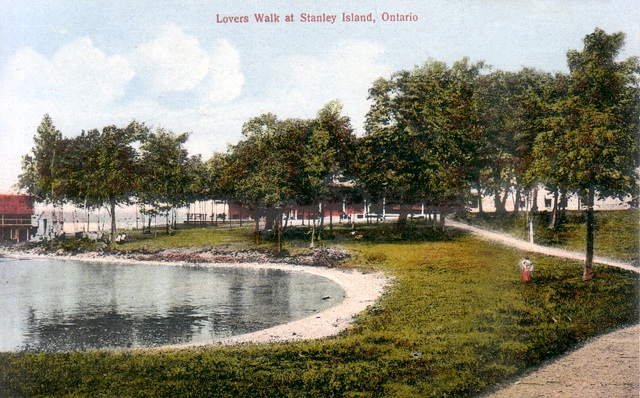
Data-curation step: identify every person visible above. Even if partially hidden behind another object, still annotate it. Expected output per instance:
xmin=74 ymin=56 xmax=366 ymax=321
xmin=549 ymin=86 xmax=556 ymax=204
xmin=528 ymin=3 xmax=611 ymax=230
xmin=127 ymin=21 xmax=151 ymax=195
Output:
xmin=518 ymin=257 xmax=533 ymax=282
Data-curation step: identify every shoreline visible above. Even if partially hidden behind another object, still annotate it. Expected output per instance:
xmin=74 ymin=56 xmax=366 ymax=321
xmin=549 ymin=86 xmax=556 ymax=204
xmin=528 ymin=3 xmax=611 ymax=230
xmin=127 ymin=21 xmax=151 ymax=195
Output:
xmin=1 ymin=248 xmax=390 ymax=349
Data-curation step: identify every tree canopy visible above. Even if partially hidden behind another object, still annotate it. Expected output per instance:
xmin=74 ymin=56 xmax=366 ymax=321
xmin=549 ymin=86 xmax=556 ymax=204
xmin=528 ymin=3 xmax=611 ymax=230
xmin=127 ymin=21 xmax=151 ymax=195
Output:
xmin=357 ymin=59 xmax=484 ymax=221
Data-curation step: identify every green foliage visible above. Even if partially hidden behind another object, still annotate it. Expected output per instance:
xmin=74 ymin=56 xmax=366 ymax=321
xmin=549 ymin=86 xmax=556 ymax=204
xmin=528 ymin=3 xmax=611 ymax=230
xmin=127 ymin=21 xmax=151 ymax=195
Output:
xmin=1 ymin=226 xmax=637 ymax=397
xmin=474 ymin=68 xmax=555 ymax=212
xmin=18 ymin=115 xmax=66 ymax=203
xmin=114 ymin=226 xmax=258 ymax=252
xmin=527 ymin=29 xmax=639 ymax=278
xmin=139 ymin=128 xmax=195 ymax=209
xmin=138 ymin=127 xmax=207 ymax=233
xmin=357 ymin=59 xmax=484 ymax=209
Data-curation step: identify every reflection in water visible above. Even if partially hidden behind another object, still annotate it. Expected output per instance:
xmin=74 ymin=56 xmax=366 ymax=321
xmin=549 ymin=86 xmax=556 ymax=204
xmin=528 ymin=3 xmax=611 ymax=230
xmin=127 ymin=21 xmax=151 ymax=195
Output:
xmin=0 ymin=259 xmax=344 ymax=352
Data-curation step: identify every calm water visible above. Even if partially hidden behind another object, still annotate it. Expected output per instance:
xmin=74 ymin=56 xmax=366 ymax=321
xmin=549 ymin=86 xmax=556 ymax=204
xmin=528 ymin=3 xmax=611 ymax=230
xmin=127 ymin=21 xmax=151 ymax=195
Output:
xmin=0 ymin=258 xmax=344 ymax=352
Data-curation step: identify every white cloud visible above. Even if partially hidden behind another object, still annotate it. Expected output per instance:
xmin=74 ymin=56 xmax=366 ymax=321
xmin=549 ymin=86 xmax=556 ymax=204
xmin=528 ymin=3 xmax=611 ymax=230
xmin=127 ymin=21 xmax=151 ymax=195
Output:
xmin=136 ymin=26 xmax=210 ymax=93
xmin=3 ymin=37 xmax=134 ymax=107
xmin=0 ymin=37 xmax=135 ymax=192
xmin=267 ymin=39 xmax=389 ymax=133
xmin=200 ymin=39 xmax=245 ymax=106
xmin=52 ymin=37 xmax=134 ymax=101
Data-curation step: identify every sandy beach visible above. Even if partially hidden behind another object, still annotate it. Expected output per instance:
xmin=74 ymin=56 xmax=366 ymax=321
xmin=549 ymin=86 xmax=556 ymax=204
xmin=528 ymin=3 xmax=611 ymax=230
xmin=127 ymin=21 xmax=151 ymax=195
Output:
xmin=0 ymin=248 xmax=390 ymax=348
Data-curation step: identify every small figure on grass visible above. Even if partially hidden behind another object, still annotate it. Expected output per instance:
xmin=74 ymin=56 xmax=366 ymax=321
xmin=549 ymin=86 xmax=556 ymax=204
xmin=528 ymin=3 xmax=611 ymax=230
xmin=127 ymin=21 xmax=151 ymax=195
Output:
xmin=518 ymin=257 xmax=534 ymax=282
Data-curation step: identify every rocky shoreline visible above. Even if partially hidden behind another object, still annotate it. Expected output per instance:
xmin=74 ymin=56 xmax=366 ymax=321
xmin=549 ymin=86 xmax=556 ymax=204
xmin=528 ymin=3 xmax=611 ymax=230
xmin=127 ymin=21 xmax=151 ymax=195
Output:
xmin=1 ymin=244 xmax=353 ymax=268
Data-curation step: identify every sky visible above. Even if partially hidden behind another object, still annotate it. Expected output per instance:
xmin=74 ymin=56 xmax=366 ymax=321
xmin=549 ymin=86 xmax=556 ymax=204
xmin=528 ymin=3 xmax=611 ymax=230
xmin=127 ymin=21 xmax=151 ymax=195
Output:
xmin=1 ymin=0 xmax=638 ymax=193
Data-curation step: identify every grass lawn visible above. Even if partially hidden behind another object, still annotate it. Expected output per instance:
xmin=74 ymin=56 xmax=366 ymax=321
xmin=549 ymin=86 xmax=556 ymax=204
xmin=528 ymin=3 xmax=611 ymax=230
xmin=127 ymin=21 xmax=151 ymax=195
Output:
xmin=1 ymin=221 xmax=637 ymax=397
xmin=454 ymin=209 xmax=640 ymax=265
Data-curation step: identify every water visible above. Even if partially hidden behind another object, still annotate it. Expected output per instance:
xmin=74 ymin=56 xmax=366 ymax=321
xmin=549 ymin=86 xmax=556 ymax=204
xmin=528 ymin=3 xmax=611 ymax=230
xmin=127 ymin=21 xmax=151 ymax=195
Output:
xmin=0 ymin=258 xmax=344 ymax=352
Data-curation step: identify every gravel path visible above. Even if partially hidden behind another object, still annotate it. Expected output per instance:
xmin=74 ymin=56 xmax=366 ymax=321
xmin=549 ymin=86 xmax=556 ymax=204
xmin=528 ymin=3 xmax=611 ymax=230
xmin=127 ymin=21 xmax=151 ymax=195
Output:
xmin=484 ymin=324 xmax=639 ymax=398
xmin=447 ymin=219 xmax=639 ymax=398
xmin=446 ymin=219 xmax=639 ymax=273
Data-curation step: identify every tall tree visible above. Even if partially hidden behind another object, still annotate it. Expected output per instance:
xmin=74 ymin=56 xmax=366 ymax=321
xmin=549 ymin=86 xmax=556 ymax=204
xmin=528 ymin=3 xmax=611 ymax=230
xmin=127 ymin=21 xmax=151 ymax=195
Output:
xmin=85 ymin=122 xmax=144 ymax=245
xmin=305 ymin=100 xmax=357 ymax=235
xmin=19 ymin=115 xmax=67 ymax=203
xmin=474 ymin=69 xmax=555 ymax=213
xmin=139 ymin=127 xmax=196 ymax=233
xmin=219 ymin=114 xmax=304 ymax=248
xmin=358 ymin=59 xmax=484 ymax=225
xmin=530 ymin=29 xmax=640 ymax=281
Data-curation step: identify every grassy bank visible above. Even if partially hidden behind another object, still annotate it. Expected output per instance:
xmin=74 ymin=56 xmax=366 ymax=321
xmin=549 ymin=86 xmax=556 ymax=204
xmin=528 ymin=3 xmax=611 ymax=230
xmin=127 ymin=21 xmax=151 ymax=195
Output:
xmin=454 ymin=209 xmax=640 ymax=264
xmin=1 ymin=222 xmax=638 ymax=397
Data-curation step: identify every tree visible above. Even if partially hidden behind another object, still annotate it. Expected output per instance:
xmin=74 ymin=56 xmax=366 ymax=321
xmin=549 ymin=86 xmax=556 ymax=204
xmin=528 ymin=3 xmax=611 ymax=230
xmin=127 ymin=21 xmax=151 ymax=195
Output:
xmin=218 ymin=114 xmax=304 ymax=249
xmin=19 ymin=115 xmax=74 ymax=238
xmin=19 ymin=115 xmax=67 ymax=203
xmin=83 ymin=122 xmax=144 ymax=246
xmin=474 ymin=69 xmax=555 ymax=214
xmin=530 ymin=29 xmax=640 ymax=281
xmin=304 ymin=100 xmax=357 ymax=237
xmin=214 ymin=105 xmax=356 ymax=249
xmin=139 ymin=127 xmax=197 ymax=233
xmin=357 ymin=59 xmax=484 ymax=226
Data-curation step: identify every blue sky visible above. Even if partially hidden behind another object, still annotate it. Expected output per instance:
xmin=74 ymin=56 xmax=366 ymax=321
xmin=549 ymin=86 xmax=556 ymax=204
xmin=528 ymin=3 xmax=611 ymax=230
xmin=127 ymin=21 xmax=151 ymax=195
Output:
xmin=1 ymin=0 xmax=638 ymax=192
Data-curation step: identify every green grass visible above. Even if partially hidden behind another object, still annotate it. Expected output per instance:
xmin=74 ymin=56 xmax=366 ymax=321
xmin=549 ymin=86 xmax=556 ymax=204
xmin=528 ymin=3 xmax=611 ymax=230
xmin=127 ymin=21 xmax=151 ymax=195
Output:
xmin=119 ymin=226 xmax=259 ymax=251
xmin=455 ymin=209 xmax=640 ymax=264
xmin=1 ymin=221 xmax=638 ymax=397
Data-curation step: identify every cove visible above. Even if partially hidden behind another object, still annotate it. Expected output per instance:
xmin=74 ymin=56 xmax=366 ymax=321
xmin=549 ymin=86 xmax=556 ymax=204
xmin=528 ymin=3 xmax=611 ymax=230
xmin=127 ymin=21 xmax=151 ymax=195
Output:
xmin=0 ymin=258 xmax=345 ymax=352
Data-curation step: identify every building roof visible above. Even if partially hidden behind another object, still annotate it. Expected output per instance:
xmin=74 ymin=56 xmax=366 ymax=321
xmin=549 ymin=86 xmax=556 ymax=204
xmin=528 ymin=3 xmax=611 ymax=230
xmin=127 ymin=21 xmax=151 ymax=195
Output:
xmin=0 ymin=194 xmax=35 ymax=214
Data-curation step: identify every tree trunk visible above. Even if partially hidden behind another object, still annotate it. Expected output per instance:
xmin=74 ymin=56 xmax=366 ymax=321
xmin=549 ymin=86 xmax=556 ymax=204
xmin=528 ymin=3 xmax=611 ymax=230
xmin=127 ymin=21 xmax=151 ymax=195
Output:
xmin=364 ymin=199 xmax=369 ymax=224
xmin=531 ymin=184 xmax=539 ymax=213
xmin=476 ymin=182 xmax=484 ymax=214
xmin=438 ymin=208 xmax=446 ymax=232
xmin=550 ymin=187 xmax=559 ymax=229
xmin=109 ymin=197 xmax=117 ymax=247
xmin=265 ymin=209 xmax=274 ymax=231
xmin=528 ymin=187 xmax=536 ymax=244
xmin=310 ymin=218 xmax=315 ymax=248
xmin=559 ymin=187 xmax=568 ymax=222
xmin=283 ymin=207 xmax=289 ymax=229
xmin=494 ymin=186 xmax=506 ymax=213
xmin=514 ymin=186 xmax=522 ymax=214
xmin=173 ymin=209 xmax=177 ymax=230
xmin=500 ymin=188 xmax=509 ymax=213
xmin=317 ymin=201 xmax=324 ymax=241
xmin=254 ymin=216 xmax=260 ymax=245
xmin=329 ymin=201 xmax=333 ymax=234
xmin=276 ymin=209 xmax=282 ymax=253
xmin=584 ymin=184 xmax=595 ymax=281
xmin=397 ymin=204 xmax=409 ymax=228
xmin=528 ymin=212 xmax=534 ymax=244
xmin=383 ymin=195 xmax=387 ymax=219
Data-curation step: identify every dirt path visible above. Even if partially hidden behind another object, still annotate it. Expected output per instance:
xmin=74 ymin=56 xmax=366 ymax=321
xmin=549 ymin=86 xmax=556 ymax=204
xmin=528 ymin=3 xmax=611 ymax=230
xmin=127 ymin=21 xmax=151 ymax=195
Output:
xmin=446 ymin=219 xmax=639 ymax=398
xmin=484 ymin=324 xmax=639 ymax=398
xmin=446 ymin=219 xmax=639 ymax=273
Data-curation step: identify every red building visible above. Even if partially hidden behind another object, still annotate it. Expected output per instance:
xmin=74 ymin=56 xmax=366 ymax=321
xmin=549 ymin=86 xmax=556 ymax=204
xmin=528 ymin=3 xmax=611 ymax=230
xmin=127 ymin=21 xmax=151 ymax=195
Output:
xmin=0 ymin=194 xmax=35 ymax=243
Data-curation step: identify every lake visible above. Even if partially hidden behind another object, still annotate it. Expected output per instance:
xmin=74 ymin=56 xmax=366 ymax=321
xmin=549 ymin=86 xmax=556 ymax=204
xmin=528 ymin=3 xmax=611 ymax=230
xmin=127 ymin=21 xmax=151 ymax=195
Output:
xmin=0 ymin=258 xmax=345 ymax=352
